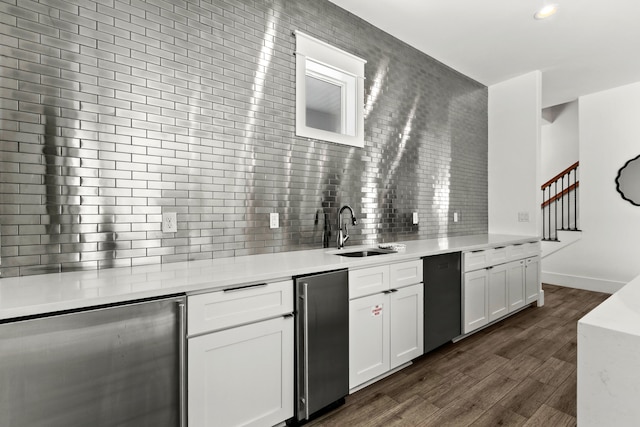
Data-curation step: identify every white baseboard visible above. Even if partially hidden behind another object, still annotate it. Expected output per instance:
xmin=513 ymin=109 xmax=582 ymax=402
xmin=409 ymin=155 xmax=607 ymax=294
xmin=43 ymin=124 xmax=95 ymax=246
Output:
xmin=541 ymin=271 xmax=625 ymax=294
xmin=349 ymin=362 xmax=411 ymax=394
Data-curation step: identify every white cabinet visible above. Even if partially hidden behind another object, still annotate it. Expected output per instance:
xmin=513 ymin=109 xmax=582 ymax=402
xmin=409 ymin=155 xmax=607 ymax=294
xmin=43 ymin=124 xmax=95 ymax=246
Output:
xmin=463 ymin=269 xmax=489 ymax=334
xmin=348 ymin=265 xmax=389 ymax=299
xmin=464 ymin=246 xmax=508 ymax=270
xmin=349 ymin=292 xmax=389 ymax=388
xmin=349 ymin=261 xmax=423 ymax=390
xmin=463 ymin=250 xmax=492 ymax=271
xmin=189 ymin=317 xmax=293 ymax=427
xmin=507 ymin=259 xmax=526 ymax=312
xmin=389 ymin=260 xmax=423 ymax=289
xmin=488 ymin=263 xmax=509 ymax=322
xmin=490 ymin=246 xmax=508 ymax=265
xmin=187 ymin=280 xmax=293 ymax=335
xmin=507 ymin=242 xmax=540 ymax=262
xmin=463 ymin=242 xmax=541 ymax=335
xmin=390 ymin=283 xmax=424 ymax=367
xmin=187 ymin=280 xmax=294 ymax=427
xmin=525 ymin=256 xmax=541 ymax=304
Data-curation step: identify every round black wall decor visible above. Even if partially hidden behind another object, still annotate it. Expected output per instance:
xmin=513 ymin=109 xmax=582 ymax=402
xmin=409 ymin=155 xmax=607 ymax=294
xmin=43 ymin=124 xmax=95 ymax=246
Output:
xmin=615 ymin=154 xmax=640 ymax=206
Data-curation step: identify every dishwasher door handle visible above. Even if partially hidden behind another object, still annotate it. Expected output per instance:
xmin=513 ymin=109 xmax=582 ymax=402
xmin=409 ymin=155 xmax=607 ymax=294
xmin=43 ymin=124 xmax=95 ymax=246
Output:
xmin=177 ymin=301 xmax=187 ymax=427
xmin=302 ymin=282 xmax=310 ymax=420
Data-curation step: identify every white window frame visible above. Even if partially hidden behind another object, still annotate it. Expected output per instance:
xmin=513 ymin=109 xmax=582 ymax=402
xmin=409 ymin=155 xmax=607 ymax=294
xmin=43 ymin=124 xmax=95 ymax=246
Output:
xmin=295 ymin=30 xmax=366 ymax=148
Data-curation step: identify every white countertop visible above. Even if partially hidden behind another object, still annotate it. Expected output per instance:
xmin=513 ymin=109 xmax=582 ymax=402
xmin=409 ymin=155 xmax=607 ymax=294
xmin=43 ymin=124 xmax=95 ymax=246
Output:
xmin=579 ymin=274 xmax=640 ymax=336
xmin=577 ymin=271 xmax=640 ymax=425
xmin=0 ymin=234 xmax=537 ymax=320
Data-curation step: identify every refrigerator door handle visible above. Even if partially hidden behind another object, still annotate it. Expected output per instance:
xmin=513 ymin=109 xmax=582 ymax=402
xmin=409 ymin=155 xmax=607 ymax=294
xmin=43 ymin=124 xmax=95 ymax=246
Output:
xmin=302 ymin=282 xmax=310 ymax=420
xmin=177 ymin=300 xmax=187 ymax=427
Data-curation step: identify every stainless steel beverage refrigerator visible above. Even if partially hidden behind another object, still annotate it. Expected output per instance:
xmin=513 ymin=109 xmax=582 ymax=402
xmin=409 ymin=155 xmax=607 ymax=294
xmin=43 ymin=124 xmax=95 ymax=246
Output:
xmin=294 ymin=269 xmax=349 ymax=423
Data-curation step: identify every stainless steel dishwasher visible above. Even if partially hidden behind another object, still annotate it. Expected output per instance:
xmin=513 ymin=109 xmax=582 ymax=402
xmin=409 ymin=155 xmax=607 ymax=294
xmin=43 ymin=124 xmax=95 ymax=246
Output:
xmin=294 ymin=269 xmax=349 ymax=423
xmin=0 ymin=295 xmax=187 ymax=427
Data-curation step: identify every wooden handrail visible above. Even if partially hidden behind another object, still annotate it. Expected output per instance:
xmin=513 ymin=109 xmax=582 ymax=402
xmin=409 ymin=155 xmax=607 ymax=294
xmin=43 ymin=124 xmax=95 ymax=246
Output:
xmin=541 ymin=161 xmax=579 ymax=190
xmin=541 ymin=182 xmax=579 ymax=208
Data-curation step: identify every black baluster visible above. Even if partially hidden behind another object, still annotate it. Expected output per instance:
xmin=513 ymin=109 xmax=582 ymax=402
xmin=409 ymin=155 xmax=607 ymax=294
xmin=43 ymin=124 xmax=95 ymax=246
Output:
xmin=542 ymin=186 xmax=546 ymax=240
xmin=574 ymin=168 xmax=578 ymax=230
xmin=554 ymin=180 xmax=558 ymax=240
xmin=547 ymin=186 xmax=552 ymax=241
xmin=567 ymin=172 xmax=571 ymax=233
xmin=561 ymin=174 xmax=565 ymax=230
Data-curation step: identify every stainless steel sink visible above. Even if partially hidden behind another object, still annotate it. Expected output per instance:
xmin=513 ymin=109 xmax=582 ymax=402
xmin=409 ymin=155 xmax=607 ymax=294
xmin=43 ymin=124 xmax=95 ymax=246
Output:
xmin=334 ymin=248 xmax=396 ymax=257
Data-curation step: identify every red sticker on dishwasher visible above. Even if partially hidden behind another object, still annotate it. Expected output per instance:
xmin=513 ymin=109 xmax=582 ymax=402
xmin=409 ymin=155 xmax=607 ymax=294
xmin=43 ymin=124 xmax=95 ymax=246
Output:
xmin=371 ymin=304 xmax=383 ymax=316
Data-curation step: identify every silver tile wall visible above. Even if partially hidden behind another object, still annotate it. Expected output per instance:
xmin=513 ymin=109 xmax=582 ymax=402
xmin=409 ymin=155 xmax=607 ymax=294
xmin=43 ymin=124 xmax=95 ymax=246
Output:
xmin=0 ymin=0 xmax=488 ymax=278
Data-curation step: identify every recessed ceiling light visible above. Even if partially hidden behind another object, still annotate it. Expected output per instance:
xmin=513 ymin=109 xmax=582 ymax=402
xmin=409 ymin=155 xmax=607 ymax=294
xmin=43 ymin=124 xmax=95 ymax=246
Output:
xmin=534 ymin=4 xmax=559 ymax=20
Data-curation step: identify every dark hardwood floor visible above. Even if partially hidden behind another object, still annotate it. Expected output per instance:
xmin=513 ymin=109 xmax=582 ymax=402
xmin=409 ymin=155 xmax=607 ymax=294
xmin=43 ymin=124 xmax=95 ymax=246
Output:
xmin=307 ymin=284 xmax=610 ymax=427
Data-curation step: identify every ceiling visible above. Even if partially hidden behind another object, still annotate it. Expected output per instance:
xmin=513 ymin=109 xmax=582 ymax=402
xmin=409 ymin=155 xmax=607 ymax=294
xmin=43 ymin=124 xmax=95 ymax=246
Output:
xmin=329 ymin=0 xmax=640 ymax=108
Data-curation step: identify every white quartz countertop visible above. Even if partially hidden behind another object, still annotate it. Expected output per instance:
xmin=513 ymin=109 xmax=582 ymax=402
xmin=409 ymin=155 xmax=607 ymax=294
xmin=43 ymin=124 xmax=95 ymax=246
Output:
xmin=579 ymin=274 xmax=639 ymax=336
xmin=0 ymin=234 xmax=538 ymax=320
xmin=577 ymin=265 xmax=640 ymax=425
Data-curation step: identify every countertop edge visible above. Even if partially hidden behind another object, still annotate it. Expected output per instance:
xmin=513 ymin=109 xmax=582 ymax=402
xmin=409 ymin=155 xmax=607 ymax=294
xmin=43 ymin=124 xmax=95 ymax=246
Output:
xmin=0 ymin=234 xmax=539 ymax=320
xmin=578 ymin=273 xmax=640 ymax=336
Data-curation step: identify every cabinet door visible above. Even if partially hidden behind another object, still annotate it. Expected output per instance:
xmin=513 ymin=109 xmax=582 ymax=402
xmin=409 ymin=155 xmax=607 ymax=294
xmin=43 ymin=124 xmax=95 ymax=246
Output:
xmin=463 ymin=269 xmax=489 ymax=334
xmin=525 ymin=256 xmax=541 ymax=304
xmin=390 ymin=283 xmax=424 ymax=369
xmin=507 ymin=260 xmax=526 ymax=312
xmin=488 ymin=263 xmax=509 ymax=322
xmin=188 ymin=316 xmax=294 ymax=427
xmin=349 ymin=293 xmax=389 ymax=389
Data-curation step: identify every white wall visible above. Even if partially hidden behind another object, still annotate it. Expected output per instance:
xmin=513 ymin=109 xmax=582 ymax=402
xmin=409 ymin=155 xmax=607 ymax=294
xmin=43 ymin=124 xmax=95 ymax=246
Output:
xmin=541 ymin=101 xmax=579 ymax=182
xmin=488 ymin=71 xmax=542 ymax=236
xmin=543 ymin=81 xmax=640 ymax=292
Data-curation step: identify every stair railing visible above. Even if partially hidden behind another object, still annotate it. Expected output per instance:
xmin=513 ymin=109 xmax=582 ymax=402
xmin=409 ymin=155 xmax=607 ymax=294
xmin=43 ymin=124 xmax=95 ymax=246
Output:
xmin=541 ymin=161 xmax=580 ymax=241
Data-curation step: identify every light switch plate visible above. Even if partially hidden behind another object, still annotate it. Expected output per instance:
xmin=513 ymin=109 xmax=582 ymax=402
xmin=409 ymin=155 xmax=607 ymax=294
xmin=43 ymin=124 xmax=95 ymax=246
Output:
xmin=518 ymin=211 xmax=530 ymax=222
xmin=412 ymin=212 xmax=419 ymax=224
xmin=453 ymin=212 xmax=459 ymax=222
xmin=270 ymin=212 xmax=279 ymax=229
xmin=162 ymin=212 xmax=177 ymax=233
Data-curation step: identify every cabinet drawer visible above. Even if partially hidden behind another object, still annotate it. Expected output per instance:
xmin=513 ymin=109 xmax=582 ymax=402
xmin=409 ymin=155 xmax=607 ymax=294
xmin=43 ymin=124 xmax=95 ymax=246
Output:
xmin=463 ymin=250 xmax=491 ymax=272
xmin=506 ymin=243 xmax=527 ymax=261
xmin=507 ymin=242 xmax=540 ymax=261
xmin=389 ymin=260 xmax=423 ymax=289
xmin=188 ymin=280 xmax=294 ymax=335
xmin=349 ymin=265 xmax=389 ymax=299
xmin=490 ymin=246 xmax=508 ymax=265
xmin=524 ymin=241 xmax=541 ymax=257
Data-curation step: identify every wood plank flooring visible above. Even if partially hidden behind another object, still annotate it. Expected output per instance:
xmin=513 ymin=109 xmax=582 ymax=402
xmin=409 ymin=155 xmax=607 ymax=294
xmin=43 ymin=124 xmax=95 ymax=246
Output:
xmin=307 ymin=284 xmax=610 ymax=427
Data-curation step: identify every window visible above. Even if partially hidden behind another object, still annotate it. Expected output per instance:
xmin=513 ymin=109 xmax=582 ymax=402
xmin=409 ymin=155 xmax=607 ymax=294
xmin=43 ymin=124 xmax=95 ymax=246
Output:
xmin=295 ymin=31 xmax=366 ymax=148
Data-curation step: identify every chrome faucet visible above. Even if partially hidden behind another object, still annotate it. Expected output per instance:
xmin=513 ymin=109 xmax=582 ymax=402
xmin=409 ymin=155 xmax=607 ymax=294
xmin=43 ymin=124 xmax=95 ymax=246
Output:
xmin=337 ymin=205 xmax=357 ymax=249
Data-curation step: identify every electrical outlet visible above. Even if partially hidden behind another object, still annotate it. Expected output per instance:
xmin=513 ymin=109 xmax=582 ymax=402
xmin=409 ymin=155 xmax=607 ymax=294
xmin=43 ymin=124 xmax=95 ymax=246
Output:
xmin=270 ymin=212 xmax=279 ymax=229
xmin=453 ymin=211 xmax=459 ymax=222
xmin=412 ymin=212 xmax=419 ymax=225
xmin=518 ymin=211 xmax=530 ymax=222
xmin=162 ymin=212 xmax=177 ymax=233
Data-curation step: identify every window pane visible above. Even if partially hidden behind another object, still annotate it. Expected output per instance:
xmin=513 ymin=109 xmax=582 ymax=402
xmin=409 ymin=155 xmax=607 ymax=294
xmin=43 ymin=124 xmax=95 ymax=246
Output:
xmin=305 ymin=75 xmax=342 ymax=134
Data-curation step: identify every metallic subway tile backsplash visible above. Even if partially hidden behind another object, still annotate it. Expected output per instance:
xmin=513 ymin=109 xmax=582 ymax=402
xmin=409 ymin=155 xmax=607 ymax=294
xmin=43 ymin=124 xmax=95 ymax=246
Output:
xmin=0 ymin=0 xmax=488 ymax=278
